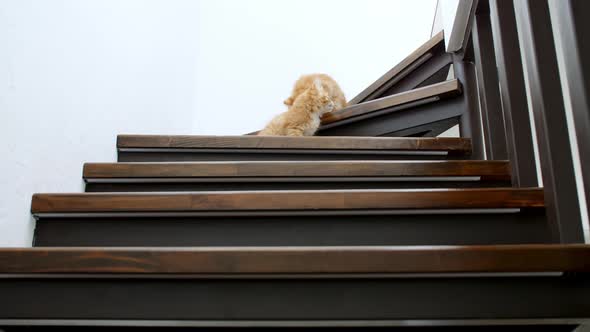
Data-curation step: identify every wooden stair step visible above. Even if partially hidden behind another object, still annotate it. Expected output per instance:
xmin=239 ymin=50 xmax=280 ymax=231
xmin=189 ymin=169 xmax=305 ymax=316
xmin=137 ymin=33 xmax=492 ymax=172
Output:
xmin=84 ymin=160 xmax=509 ymax=178
xmin=32 ymin=188 xmax=542 ymax=214
xmin=118 ymin=133 xmax=470 ymax=151
xmin=317 ymin=81 xmax=465 ymax=137
xmin=31 ymin=188 xmax=550 ymax=247
xmin=320 ymin=79 xmax=461 ymax=129
xmin=1 ymin=244 xmax=589 ymax=274
xmin=117 ymin=135 xmax=471 ymax=162
xmin=83 ymin=160 xmax=511 ymax=192
xmin=2 ymin=245 xmax=589 ymax=324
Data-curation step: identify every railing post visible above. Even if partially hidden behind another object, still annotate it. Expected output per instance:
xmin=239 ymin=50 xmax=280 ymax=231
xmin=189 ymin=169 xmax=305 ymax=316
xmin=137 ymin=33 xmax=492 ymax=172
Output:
xmin=472 ymin=0 xmax=508 ymax=160
xmin=513 ymin=0 xmax=584 ymax=243
xmin=454 ymin=52 xmax=485 ymax=161
xmin=488 ymin=0 xmax=538 ymax=187
xmin=548 ymin=0 xmax=590 ymax=231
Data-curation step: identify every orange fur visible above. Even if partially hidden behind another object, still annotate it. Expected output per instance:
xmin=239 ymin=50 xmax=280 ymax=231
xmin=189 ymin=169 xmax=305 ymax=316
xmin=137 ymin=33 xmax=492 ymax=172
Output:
xmin=259 ymin=79 xmax=334 ymax=136
xmin=283 ymin=73 xmax=347 ymax=111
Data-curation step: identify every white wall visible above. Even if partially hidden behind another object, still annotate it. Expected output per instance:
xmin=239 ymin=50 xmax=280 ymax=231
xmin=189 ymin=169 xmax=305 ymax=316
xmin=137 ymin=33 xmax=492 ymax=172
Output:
xmin=0 ymin=0 xmax=200 ymax=246
xmin=0 ymin=0 xmax=436 ymax=246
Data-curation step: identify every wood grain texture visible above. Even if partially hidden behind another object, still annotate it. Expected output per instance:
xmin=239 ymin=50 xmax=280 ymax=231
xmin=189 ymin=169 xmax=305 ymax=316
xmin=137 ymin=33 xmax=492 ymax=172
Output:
xmin=31 ymin=188 xmax=543 ymax=213
xmin=83 ymin=160 xmax=510 ymax=180
xmin=118 ymin=134 xmax=471 ymax=152
xmin=0 ymin=244 xmax=589 ymax=274
xmin=321 ymin=79 xmax=462 ymax=125
xmin=349 ymin=31 xmax=446 ymax=105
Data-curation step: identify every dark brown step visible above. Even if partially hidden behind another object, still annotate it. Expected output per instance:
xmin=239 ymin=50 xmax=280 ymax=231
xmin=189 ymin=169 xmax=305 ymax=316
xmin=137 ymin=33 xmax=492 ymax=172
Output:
xmin=320 ymin=79 xmax=461 ymax=129
xmin=1 ymin=245 xmax=589 ymax=325
xmin=32 ymin=188 xmax=542 ymax=214
xmin=316 ymin=79 xmax=465 ymax=137
xmin=117 ymin=135 xmax=471 ymax=162
xmin=1 ymin=244 xmax=589 ymax=274
xmin=83 ymin=160 xmax=511 ymax=192
xmin=31 ymin=188 xmax=550 ymax=247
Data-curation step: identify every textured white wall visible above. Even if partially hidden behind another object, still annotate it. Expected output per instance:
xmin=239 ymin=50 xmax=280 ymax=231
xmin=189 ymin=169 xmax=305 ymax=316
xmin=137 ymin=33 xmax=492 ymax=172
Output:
xmin=0 ymin=0 xmax=437 ymax=246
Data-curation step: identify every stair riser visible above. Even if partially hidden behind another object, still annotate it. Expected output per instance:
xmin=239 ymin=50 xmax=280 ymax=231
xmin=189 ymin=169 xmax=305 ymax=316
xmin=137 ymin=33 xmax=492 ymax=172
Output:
xmin=1 ymin=277 xmax=588 ymax=322
xmin=84 ymin=179 xmax=511 ymax=192
xmin=117 ymin=151 xmax=465 ymax=162
xmin=33 ymin=211 xmax=550 ymax=247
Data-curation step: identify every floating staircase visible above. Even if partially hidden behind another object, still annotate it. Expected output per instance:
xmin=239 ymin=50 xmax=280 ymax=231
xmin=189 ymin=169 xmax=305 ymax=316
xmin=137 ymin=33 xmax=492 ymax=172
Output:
xmin=2 ymin=133 xmax=586 ymax=330
xmin=2 ymin=6 xmax=590 ymax=330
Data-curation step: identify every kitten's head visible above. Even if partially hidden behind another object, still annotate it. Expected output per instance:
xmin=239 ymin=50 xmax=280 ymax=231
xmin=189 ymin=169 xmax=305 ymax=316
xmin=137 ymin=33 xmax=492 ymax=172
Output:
xmin=309 ymin=78 xmax=335 ymax=115
xmin=284 ymin=74 xmax=344 ymax=112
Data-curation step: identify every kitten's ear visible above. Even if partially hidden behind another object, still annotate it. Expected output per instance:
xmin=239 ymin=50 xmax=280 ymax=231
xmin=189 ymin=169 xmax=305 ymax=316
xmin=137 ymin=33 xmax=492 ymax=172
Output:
xmin=312 ymin=78 xmax=324 ymax=92
xmin=283 ymin=96 xmax=294 ymax=106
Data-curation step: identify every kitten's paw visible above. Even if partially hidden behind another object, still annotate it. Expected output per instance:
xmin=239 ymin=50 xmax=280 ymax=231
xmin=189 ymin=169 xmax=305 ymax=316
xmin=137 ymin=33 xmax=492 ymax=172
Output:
xmin=283 ymin=97 xmax=294 ymax=106
xmin=286 ymin=129 xmax=304 ymax=136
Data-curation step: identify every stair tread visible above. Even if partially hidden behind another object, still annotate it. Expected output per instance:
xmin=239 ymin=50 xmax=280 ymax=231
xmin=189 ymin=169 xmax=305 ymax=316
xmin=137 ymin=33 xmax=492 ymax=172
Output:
xmin=0 ymin=244 xmax=588 ymax=274
xmin=349 ymin=31 xmax=445 ymax=105
xmin=321 ymin=79 xmax=461 ymax=126
xmin=118 ymin=134 xmax=471 ymax=152
xmin=32 ymin=188 xmax=543 ymax=214
xmin=83 ymin=160 xmax=510 ymax=179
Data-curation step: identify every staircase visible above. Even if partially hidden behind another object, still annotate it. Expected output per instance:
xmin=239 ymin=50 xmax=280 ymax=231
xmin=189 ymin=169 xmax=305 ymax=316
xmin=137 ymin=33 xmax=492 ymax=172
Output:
xmin=2 ymin=135 xmax=588 ymax=330
xmin=2 ymin=1 xmax=590 ymax=329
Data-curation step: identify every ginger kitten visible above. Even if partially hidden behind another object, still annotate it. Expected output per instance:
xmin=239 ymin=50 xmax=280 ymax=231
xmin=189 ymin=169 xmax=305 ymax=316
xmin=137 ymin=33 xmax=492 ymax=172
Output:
xmin=259 ymin=79 xmax=334 ymax=136
xmin=284 ymin=73 xmax=347 ymax=112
